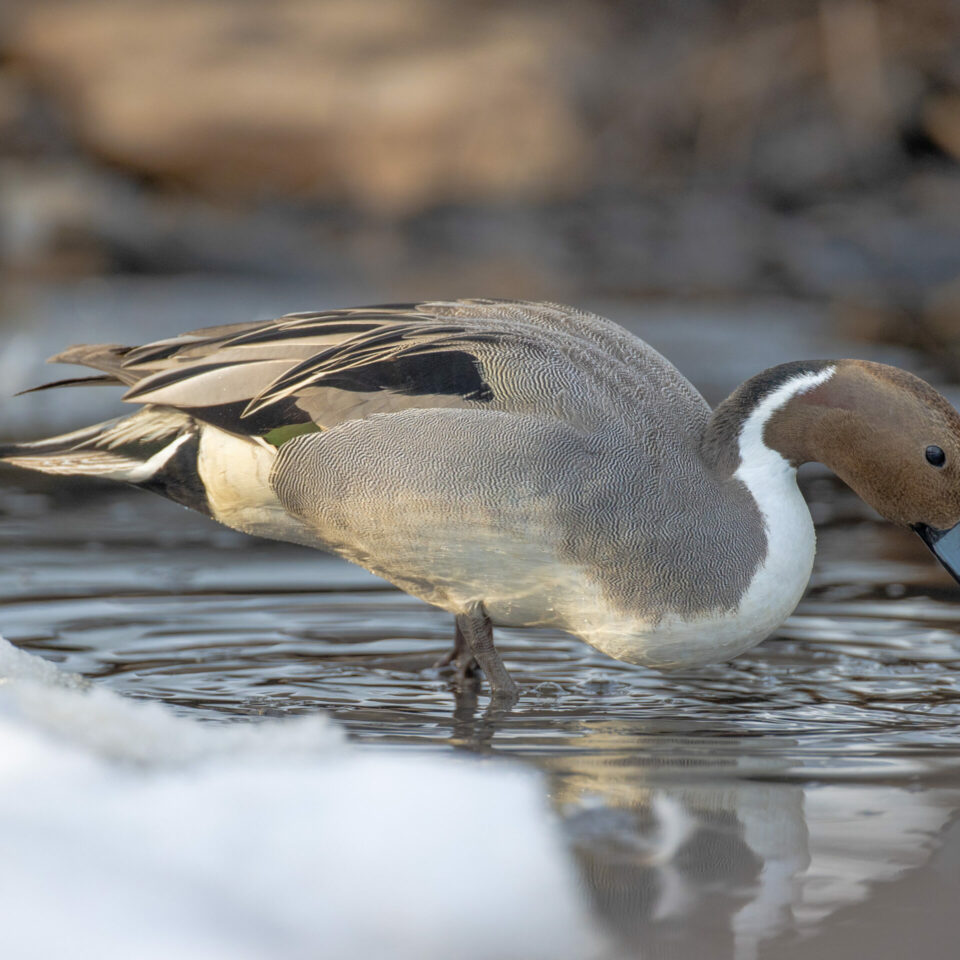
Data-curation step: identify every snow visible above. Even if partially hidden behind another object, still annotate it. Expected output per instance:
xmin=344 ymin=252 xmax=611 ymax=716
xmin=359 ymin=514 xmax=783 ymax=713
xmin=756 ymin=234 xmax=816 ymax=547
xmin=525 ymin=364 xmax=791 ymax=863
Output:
xmin=0 ymin=637 xmax=600 ymax=960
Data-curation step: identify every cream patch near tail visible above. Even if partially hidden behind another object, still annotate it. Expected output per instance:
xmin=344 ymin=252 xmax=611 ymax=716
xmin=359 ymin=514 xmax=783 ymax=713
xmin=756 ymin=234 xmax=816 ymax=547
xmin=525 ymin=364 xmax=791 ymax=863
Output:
xmin=195 ymin=426 xmax=324 ymax=548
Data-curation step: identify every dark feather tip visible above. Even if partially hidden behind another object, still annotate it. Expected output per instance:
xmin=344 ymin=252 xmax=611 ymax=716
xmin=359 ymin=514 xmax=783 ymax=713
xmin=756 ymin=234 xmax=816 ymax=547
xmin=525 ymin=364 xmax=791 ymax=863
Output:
xmin=15 ymin=375 xmax=122 ymax=396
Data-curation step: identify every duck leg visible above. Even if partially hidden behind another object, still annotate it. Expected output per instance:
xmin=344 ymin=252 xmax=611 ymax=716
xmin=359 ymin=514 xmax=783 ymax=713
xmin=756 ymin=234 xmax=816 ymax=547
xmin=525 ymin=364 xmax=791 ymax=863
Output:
xmin=434 ymin=620 xmax=478 ymax=682
xmin=455 ymin=605 xmax=519 ymax=702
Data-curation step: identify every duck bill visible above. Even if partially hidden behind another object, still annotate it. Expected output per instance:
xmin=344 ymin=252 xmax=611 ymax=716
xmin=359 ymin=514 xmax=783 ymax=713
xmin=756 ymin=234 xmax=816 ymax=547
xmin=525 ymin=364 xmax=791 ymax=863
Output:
xmin=912 ymin=522 xmax=960 ymax=586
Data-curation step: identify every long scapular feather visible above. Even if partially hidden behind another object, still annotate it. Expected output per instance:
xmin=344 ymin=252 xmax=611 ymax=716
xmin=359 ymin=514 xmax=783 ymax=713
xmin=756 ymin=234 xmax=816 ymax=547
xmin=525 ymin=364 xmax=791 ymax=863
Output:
xmin=241 ymin=323 xmax=475 ymax=416
xmin=15 ymin=375 xmax=123 ymax=396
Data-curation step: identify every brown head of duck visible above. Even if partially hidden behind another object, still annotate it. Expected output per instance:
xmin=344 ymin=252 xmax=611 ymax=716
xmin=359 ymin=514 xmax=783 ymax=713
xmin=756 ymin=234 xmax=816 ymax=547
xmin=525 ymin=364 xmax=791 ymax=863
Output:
xmin=705 ymin=358 xmax=960 ymax=583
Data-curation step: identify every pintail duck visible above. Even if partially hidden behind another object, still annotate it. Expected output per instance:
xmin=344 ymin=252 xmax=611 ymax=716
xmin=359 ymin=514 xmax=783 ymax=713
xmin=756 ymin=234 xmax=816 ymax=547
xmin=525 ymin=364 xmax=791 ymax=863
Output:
xmin=4 ymin=299 xmax=960 ymax=701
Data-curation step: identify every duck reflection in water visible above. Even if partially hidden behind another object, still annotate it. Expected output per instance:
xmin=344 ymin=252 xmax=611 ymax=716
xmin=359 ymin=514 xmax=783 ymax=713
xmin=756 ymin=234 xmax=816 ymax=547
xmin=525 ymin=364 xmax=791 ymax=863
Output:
xmin=517 ymin=723 xmax=960 ymax=960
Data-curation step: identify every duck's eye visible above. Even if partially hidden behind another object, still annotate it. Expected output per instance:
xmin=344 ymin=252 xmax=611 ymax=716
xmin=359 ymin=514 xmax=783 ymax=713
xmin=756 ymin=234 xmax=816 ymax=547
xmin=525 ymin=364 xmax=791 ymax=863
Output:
xmin=926 ymin=445 xmax=947 ymax=468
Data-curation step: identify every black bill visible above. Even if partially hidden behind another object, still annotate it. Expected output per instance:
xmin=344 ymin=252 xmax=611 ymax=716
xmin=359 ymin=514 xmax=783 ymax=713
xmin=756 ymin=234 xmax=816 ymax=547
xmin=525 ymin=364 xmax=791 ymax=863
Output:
xmin=912 ymin=522 xmax=960 ymax=586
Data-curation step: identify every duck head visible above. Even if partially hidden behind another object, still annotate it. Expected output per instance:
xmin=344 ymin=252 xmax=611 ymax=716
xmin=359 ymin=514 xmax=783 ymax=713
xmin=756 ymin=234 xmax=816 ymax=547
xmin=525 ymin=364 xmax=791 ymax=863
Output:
xmin=708 ymin=359 xmax=960 ymax=584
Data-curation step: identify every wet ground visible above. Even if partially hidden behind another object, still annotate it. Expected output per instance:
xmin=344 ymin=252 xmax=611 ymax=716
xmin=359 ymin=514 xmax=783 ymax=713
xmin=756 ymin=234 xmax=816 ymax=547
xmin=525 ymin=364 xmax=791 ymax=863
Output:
xmin=2 ymin=282 xmax=960 ymax=959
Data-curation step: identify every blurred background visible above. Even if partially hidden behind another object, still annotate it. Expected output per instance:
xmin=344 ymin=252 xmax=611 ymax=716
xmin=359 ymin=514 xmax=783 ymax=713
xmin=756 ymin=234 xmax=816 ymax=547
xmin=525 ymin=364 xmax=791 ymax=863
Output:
xmin=2 ymin=0 xmax=960 ymax=415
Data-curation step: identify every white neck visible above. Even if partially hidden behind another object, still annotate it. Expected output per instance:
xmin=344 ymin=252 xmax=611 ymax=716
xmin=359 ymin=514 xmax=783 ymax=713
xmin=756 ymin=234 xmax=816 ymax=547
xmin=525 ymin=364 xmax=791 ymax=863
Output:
xmin=731 ymin=366 xmax=837 ymax=645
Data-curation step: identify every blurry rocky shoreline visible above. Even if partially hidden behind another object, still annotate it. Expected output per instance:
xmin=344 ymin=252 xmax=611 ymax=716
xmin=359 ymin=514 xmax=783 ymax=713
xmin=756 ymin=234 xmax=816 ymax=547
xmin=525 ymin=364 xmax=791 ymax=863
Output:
xmin=2 ymin=0 xmax=960 ymax=372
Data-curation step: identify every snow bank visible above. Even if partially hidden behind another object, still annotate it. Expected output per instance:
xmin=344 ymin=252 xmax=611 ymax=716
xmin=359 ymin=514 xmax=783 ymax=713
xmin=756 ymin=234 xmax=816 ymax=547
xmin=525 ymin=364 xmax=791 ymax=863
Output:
xmin=0 ymin=637 xmax=599 ymax=960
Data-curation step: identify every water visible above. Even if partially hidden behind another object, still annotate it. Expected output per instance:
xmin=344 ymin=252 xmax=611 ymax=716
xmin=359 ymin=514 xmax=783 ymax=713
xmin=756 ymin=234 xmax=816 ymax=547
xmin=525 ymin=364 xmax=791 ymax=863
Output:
xmin=2 ymin=470 xmax=960 ymax=959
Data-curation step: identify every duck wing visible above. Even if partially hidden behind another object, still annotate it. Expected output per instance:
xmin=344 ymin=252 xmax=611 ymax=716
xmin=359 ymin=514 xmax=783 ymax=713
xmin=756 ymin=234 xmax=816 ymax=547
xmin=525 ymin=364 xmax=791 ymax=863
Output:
xmin=39 ymin=299 xmax=709 ymax=444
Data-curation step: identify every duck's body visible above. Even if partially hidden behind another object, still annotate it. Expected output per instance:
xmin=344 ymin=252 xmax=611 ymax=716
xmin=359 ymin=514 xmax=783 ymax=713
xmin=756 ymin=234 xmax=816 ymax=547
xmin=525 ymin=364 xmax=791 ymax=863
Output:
xmin=5 ymin=300 xmax=960 ymax=699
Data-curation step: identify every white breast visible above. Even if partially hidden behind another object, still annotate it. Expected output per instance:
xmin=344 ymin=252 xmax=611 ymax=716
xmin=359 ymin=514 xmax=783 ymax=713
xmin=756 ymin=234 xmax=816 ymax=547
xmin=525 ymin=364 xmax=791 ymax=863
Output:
xmin=583 ymin=367 xmax=835 ymax=668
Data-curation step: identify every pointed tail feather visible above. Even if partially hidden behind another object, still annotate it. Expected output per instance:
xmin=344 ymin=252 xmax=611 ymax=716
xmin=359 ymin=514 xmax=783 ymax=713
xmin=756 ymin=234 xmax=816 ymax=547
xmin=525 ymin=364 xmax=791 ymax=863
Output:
xmin=0 ymin=408 xmax=210 ymax=514
xmin=46 ymin=343 xmax=136 ymax=382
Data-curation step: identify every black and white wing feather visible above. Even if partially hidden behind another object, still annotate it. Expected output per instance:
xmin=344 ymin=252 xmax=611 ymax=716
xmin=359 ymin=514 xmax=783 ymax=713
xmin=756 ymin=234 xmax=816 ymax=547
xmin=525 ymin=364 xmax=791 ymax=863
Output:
xmin=29 ymin=300 xmax=709 ymax=444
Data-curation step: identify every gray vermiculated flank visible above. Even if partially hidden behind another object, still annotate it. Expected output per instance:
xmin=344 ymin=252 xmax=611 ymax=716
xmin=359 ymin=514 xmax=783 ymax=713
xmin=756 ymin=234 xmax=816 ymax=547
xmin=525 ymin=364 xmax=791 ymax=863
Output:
xmin=268 ymin=300 xmax=768 ymax=622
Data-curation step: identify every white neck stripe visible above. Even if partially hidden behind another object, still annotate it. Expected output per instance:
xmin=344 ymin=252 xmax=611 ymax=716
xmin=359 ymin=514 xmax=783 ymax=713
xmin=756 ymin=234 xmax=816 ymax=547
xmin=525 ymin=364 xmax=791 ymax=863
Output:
xmin=726 ymin=366 xmax=836 ymax=647
xmin=737 ymin=367 xmax=836 ymax=475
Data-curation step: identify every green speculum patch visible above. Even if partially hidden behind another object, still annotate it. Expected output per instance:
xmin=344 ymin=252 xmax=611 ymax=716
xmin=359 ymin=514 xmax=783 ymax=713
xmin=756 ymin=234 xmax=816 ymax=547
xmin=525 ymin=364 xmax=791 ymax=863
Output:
xmin=262 ymin=421 xmax=323 ymax=448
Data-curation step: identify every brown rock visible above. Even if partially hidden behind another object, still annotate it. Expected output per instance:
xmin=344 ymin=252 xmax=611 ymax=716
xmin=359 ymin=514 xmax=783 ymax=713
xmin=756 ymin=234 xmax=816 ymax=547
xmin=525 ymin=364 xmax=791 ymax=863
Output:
xmin=923 ymin=93 xmax=960 ymax=162
xmin=9 ymin=0 xmax=592 ymax=213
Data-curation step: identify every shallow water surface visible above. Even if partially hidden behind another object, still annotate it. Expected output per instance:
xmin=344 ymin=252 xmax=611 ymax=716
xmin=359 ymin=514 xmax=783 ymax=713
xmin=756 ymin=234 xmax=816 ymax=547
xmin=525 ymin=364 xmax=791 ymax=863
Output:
xmin=2 ymin=472 xmax=959 ymax=960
